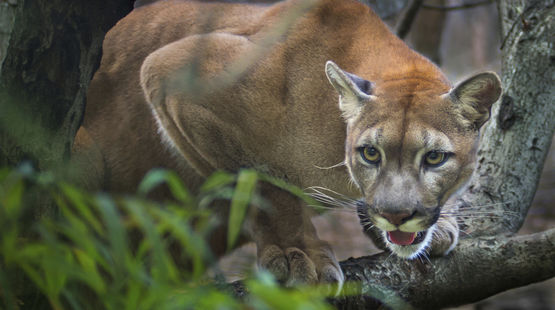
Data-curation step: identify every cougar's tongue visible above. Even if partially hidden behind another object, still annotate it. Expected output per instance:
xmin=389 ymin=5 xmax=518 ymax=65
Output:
xmin=388 ymin=230 xmax=416 ymax=245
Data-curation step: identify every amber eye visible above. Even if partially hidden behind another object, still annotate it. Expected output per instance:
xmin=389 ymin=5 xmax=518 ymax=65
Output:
xmin=424 ymin=151 xmax=447 ymax=167
xmin=360 ymin=146 xmax=381 ymax=164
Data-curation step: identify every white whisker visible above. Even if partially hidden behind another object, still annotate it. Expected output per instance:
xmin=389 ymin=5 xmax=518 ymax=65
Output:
xmin=305 ymin=186 xmax=359 ymax=212
xmin=442 ymin=213 xmax=520 ymax=219
xmin=362 ymin=222 xmax=374 ymax=231
xmin=306 ymin=186 xmax=359 ymax=203
xmin=313 ymin=161 xmax=345 ymax=170
xmin=307 ymin=204 xmax=355 ymax=213
xmin=442 ymin=200 xmax=514 ymax=209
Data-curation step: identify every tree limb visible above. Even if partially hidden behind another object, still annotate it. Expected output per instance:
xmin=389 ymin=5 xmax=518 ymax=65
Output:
xmin=232 ymin=229 xmax=555 ymax=309
xmin=334 ymin=229 xmax=555 ymax=309
xmin=422 ymin=0 xmax=494 ymax=11
xmin=395 ymin=0 xmax=425 ymax=39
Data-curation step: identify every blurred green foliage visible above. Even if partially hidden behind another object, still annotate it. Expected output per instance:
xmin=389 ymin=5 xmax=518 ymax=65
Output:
xmin=0 ymin=165 xmax=335 ymax=310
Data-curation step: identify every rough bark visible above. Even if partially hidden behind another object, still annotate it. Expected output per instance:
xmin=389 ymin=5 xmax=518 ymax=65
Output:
xmin=0 ymin=0 xmax=131 ymax=171
xmin=332 ymin=229 xmax=555 ymax=309
xmin=457 ymin=0 xmax=554 ymax=236
xmin=228 ymin=229 xmax=555 ymax=309
xmin=0 ymin=0 xmax=132 ymax=220
xmin=0 ymin=1 xmax=17 ymax=74
xmin=0 ymin=1 xmax=132 ymax=305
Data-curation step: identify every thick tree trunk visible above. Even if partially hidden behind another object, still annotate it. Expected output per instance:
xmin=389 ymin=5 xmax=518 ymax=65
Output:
xmin=0 ymin=0 xmax=131 ymax=170
xmin=0 ymin=0 xmax=132 ymax=218
xmin=458 ymin=0 xmax=554 ymax=236
xmin=0 ymin=0 xmax=132 ymax=306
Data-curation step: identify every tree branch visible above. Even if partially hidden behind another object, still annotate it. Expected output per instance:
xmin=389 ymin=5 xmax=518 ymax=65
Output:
xmin=421 ymin=0 xmax=494 ymax=11
xmin=395 ymin=0 xmax=425 ymax=39
xmin=232 ymin=229 xmax=555 ymax=309
xmin=334 ymin=229 xmax=555 ymax=309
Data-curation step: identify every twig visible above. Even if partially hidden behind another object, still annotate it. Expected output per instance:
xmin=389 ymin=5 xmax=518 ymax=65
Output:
xmin=499 ymin=1 xmax=543 ymax=50
xmin=422 ymin=0 xmax=494 ymax=11
xmin=395 ymin=0 xmax=425 ymax=39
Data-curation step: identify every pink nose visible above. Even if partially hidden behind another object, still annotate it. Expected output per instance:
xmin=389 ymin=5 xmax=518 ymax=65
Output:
xmin=381 ymin=212 xmax=412 ymax=226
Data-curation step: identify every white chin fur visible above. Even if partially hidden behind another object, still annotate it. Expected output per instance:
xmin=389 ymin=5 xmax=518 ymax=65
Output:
xmin=383 ymin=224 xmax=437 ymax=259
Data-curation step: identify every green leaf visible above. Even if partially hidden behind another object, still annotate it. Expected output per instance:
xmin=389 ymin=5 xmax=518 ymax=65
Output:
xmin=0 ymin=261 xmax=17 ymax=310
xmin=137 ymin=169 xmax=193 ymax=205
xmin=227 ymin=169 xmax=258 ymax=251
xmin=199 ymin=171 xmax=235 ymax=193
xmin=58 ymin=183 xmax=103 ymax=235
xmin=73 ymin=248 xmax=106 ymax=293
xmin=0 ymin=175 xmax=24 ymax=218
xmin=95 ymin=194 xmax=128 ymax=271
xmin=137 ymin=169 xmax=167 ymax=195
xmin=151 ymin=206 xmax=212 ymax=280
xmin=124 ymin=198 xmax=179 ymax=283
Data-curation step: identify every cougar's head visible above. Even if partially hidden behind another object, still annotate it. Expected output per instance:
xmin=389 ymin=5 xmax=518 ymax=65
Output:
xmin=325 ymin=61 xmax=502 ymax=258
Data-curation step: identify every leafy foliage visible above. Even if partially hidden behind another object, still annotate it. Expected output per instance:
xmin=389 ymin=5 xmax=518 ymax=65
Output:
xmin=0 ymin=165 xmax=333 ymax=310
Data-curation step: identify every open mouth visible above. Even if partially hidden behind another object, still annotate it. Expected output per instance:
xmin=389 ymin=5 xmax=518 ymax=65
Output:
xmin=386 ymin=230 xmax=427 ymax=246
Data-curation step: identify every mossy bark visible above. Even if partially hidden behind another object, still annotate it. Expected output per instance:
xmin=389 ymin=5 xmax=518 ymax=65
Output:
xmin=0 ymin=0 xmax=131 ymax=171
xmin=0 ymin=1 xmax=132 ymax=307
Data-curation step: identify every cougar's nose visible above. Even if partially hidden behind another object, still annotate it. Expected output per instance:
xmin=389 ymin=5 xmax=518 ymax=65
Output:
xmin=380 ymin=211 xmax=414 ymax=226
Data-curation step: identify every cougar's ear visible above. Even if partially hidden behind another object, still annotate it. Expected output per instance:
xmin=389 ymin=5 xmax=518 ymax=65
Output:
xmin=450 ymin=72 xmax=502 ymax=130
xmin=325 ymin=61 xmax=374 ymax=119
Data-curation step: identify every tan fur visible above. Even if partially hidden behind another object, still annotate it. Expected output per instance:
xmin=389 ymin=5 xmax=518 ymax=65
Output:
xmin=74 ymin=0 xmax=501 ymax=286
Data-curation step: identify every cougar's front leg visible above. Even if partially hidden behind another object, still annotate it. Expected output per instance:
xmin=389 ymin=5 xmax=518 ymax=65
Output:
xmin=248 ymin=183 xmax=344 ymax=289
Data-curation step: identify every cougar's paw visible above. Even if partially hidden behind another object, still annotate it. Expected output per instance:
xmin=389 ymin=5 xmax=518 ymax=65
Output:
xmin=284 ymin=248 xmax=318 ymax=286
xmin=429 ymin=215 xmax=459 ymax=257
xmin=259 ymin=245 xmax=290 ymax=282
xmin=258 ymin=244 xmax=344 ymax=293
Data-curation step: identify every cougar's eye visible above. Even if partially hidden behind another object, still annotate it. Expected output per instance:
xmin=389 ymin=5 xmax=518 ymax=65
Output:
xmin=360 ymin=146 xmax=381 ymax=164
xmin=424 ymin=151 xmax=447 ymax=167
